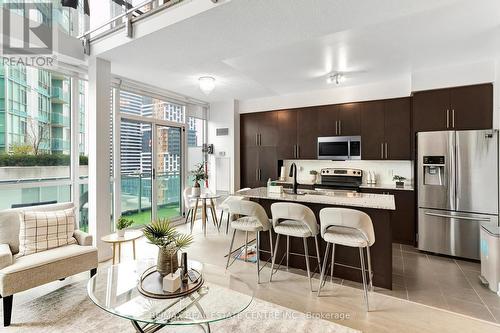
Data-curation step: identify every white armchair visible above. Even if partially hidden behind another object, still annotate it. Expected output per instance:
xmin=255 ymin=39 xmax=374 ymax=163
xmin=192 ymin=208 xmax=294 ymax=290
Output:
xmin=0 ymin=203 xmax=98 ymax=327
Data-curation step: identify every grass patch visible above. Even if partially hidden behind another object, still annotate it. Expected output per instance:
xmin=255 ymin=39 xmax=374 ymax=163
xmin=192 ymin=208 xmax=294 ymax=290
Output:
xmin=123 ymin=204 xmax=181 ymax=227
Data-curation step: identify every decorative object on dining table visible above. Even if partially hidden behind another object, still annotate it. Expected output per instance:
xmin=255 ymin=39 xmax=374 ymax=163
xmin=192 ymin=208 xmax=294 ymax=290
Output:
xmin=190 ymin=162 xmax=209 ymax=197
xmin=143 ymin=218 xmax=194 ymax=277
xmin=393 ymin=175 xmax=407 ymax=188
xmin=137 ymin=265 xmax=204 ymax=299
xmin=116 ymin=216 xmax=134 ymax=237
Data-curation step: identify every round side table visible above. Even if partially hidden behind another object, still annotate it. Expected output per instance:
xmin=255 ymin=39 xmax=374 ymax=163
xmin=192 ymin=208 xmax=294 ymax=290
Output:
xmin=101 ymin=230 xmax=143 ymax=264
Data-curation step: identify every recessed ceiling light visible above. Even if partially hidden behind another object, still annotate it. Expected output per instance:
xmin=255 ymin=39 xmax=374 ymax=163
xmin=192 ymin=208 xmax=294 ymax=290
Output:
xmin=327 ymin=73 xmax=344 ymax=85
xmin=199 ymin=76 xmax=216 ymax=95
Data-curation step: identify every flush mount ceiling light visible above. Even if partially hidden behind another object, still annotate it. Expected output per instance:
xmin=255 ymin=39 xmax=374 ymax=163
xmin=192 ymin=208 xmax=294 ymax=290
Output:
xmin=199 ymin=76 xmax=216 ymax=95
xmin=327 ymin=73 xmax=344 ymax=85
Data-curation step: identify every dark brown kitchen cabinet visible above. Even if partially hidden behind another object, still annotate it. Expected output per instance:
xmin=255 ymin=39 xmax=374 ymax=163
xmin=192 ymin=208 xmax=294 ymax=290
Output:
xmin=361 ymin=98 xmax=411 ymax=160
xmin=360 ymin=188 xmax=416 ymax=246
xmin=316 ymin=103 xmax=360 ymax=137
xmin=258 ymin=147 xmax=278 ymax=185
xmin=276 ymin=110 xmax=297 ymax=160
xmin=385 ymin=98 xmax=411 ymax=160
xmin=296 ymin=107 xmax=318 ymax=159
xmin=337 ymin=103 xmax=361 ymax=136
xmin=361 ymin=101 xmax=385 ymax=160
xmin=240 ymin=111 xmax=277 ymax=147
xmin=413 ymin=83 xmax=493 ymax=132
xmin=450 ymin=84 xmax=493 ymax=130
xmin=240 ymin=146 xmax=259 ymax=188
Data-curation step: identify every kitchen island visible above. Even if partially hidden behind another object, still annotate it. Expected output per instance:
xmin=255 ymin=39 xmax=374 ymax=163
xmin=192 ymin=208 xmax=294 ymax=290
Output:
xmin=236 ymin=187 xmax=396 ymax=289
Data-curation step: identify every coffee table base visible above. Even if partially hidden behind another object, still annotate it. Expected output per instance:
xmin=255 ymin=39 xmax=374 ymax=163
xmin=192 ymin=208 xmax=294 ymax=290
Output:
xmin=131 ymin=321 xmax=211 ymax=333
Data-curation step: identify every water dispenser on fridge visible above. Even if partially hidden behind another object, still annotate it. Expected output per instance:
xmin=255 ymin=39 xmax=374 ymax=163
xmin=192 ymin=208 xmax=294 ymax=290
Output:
xmin=422 ymin=156 xmax=445 ymax=186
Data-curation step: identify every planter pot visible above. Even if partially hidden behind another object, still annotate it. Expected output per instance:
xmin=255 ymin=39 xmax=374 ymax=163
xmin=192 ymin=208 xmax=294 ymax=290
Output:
xmin=117 ymin=229 xmax=125 ymax=237
xmin=191 ymin=186 xmax=201 ymax=197
xmin=157 ymin=249 xmax=179 ymax=277
xmin=396 ymin=181 xmax=405 ymax=188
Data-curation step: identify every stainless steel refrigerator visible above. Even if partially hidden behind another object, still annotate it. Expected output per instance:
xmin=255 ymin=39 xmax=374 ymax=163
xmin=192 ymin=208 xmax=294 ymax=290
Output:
xmin=417 ymin=130 xmax=499 ymax=260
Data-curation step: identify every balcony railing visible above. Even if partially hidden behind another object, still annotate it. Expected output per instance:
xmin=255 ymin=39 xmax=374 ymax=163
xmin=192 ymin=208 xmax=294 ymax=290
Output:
xmin=50 ymin=112 xmax=70 ymax=127
xmin=51 ymin=87 xmax=69 ymax=104
xmin=51 ymin=138 xmax=70 ymax=151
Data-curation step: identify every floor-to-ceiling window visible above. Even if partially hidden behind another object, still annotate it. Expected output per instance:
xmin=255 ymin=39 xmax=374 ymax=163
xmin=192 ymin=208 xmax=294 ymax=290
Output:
xmin=118 ymin=90 xmax=185 ymax=227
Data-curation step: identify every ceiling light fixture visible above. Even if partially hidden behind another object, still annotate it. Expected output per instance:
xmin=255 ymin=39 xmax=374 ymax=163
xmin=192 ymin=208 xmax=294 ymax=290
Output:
xmin=327 ymin=73 xmax=344 ymax=85
xmin=199 ymin=76 xmax=216 ymax=95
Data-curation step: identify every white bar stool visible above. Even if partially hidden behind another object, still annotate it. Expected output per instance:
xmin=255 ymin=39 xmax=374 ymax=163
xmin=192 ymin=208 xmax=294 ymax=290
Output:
xmin=225 ymin=200 xmax=273 ymax=283
xmin=269 ymin=202 xmax=321 ymax=291
xmin=219 ymin=188 xmax=251 ymax=234
xmin=317 ymin=207 xmax=375 ymax=311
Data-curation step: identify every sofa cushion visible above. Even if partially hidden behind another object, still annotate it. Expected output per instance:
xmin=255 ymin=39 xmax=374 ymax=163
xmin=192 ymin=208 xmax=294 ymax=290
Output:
xmin=0 ymin=244 xmax=97 ymax=296
xmin=18 ymin=208 xmax=77 ymax=257
xmin=0 ymin=202 xmax=74 ymax=255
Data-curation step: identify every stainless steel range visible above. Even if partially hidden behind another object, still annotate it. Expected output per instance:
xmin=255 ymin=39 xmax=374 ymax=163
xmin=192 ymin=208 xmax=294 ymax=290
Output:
xmin=317 ymin=168 xmax=363 ymax=191
xmin=417 ymin=130 xmax=499 ymax=260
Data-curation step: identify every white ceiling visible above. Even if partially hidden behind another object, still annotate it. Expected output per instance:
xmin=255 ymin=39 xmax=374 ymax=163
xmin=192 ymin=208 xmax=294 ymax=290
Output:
xmin=99 ymin=0 xmax=500 ymax=102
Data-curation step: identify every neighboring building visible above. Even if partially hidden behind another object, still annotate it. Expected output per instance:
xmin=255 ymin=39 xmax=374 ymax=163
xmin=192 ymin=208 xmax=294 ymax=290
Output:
xmin=0 ymin=64 xmax=75 ymax=156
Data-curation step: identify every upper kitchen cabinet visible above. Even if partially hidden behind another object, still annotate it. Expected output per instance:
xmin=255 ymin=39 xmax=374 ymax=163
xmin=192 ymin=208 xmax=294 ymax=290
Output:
xmin=240 ymin=111 xmax=278 ymax=147
xmin=316 ymin=103 xmax=361 ymax=136
xmin=413 ymin=84 xmax=493 ymax=132
xmin=296 ymin=107 xmax=318 ymax=159
xmin=276 ymin=109 xmax=298 ymax=160
xmin=384 ymin=98 xmax=411 ymax=160
xmin=337 ymin=103 xmax=361 ymax=136
xmin=450 ymin=84 xmax=493 ymax=130
xmin=361 ymin=98 xmax=411 ymax=160
xmin=316 ymin=104 xmax=339 ymax=136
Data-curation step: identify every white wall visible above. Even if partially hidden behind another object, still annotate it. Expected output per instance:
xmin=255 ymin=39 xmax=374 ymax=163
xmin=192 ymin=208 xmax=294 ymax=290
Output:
xmin=207 ymin=100 xmax=240 ymax=193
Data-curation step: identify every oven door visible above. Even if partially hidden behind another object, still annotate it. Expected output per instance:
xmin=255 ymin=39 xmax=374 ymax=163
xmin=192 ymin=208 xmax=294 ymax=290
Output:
xmin=317 ymin=137 xmax=349 ymax=160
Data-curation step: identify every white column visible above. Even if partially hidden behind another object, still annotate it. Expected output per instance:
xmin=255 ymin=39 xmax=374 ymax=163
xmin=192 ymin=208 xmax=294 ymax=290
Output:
xmin=88 ymin=57 xmax=112 ymax=262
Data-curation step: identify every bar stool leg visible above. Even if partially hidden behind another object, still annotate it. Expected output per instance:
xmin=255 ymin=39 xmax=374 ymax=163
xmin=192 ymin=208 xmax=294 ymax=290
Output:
xmin=225 ymin=212 xmax=230 ymax=234
xmin=314 ymin=235 xmax=321 ymax=273
xmin=268 ymin=230 xmax=273 ymax=260
xmin=269 ymin=234 xmax=280 ymax=282
xmin=244 ymin=231 xmax=249 ymax=262
xmin=185 ymin=208 xmax=191 ymax=224
xmin=286 ymin=235 xmax=290 ymax=270
xmin=303 ymin=237 xmax=313 ymax=291
xmin=226 ymin=229 xmax=237 ymax=269
xmin=366 ymin=246 xmax=373 ymax=291
xmin=359 ymin=247 xmax=369 ymax=311
xmin=330 ymin=243 xmax=336 ymax=283
xmin=317 ymin=242 xmax=330 ymax=296
xmin=256 ymin=231 xmax=261 ymax=284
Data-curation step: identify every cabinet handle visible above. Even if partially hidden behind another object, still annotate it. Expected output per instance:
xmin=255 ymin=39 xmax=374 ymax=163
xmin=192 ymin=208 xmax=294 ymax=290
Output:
xmin=385 ymin=142 xmax=388 ymax=159
xmin=255 ymin=169 xmax=259 ymax=181
xmin=258 ymin=169 xmax=261 ymax=181
xmin=297 ymin=145 xmax=300 ymax=159
xmin=335 ymin=121 xmax=338 ymax=135
xmin=381 ymin=143 xmax=384 ymax=159
xmin=452 ymin=109 xmax=455 ymax=128
xmin=339 ymin=120 xmax=342 ymax=135
xmin=446 ymin=109 xmax=450 ymax=128
xmin=255 ymin=133 xmax=259 ymax=146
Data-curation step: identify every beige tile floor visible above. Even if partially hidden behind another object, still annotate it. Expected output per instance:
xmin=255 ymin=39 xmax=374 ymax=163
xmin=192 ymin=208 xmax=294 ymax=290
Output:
xmin=7 ymin=217 xmax=500 ymax=333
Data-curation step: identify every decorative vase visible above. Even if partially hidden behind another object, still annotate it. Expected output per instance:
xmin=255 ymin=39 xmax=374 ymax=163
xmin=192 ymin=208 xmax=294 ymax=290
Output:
xmin=117 ymin=229 xmax=125 ymax=237
xmin=192 ymin=183 xmax=201 ymax=197
xmin=157 ymin=248 xmax=179 ymax=277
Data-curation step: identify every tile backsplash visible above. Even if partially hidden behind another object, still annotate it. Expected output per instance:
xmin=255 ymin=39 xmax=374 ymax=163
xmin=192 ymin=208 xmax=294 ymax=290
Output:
xmin=282 ymin=160 xmax=413 ymax=185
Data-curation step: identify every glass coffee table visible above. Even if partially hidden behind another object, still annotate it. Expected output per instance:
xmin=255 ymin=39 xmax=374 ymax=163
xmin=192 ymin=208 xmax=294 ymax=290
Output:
xmin=88 ymin=259 xmax=253 ymax=333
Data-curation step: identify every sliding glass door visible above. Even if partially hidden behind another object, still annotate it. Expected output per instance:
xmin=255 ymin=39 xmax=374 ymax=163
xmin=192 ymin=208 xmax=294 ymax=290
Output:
xmin=154 ymin=125 xmax=182 ymax=220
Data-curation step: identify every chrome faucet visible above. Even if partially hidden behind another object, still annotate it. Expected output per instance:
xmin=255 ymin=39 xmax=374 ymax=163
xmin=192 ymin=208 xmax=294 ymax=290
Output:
xmin=289 ymin=163 xmax=298 ymax=194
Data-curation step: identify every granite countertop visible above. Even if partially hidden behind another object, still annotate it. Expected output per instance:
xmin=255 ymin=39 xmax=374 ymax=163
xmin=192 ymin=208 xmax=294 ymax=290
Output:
xmin=236 ymin=187 xmax=395 ymax=210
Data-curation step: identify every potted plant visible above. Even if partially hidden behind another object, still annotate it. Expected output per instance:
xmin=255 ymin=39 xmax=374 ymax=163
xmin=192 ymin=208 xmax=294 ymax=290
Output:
xmin=393 ymin=175 xmax=407 ymax=188
xmin=189 ymin=162 xmax=208 ymax=197
xmin=116 ymin=217 xmax=134 ymax=237
xmin=143 ymin=218 xmax=194 ymax=276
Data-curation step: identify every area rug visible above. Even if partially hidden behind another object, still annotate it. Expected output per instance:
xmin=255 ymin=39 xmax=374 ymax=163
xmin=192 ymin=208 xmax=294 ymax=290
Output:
xmin=3 ymin=281 xmax=359 ymax=333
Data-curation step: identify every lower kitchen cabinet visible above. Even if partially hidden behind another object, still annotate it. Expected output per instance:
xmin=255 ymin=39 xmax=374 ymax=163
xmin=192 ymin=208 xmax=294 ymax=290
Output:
xmin=360 ymin=188 xmax=416 ymax=245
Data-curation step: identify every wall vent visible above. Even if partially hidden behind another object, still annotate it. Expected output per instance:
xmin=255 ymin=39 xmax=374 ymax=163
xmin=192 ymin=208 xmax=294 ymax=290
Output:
xmin=216 ymin=128 xmax=229 ymax=136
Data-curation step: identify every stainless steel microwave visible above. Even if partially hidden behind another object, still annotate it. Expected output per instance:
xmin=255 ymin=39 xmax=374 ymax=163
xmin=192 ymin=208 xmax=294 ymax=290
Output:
xmin=317 ymin=136 xmax=361 ymax=160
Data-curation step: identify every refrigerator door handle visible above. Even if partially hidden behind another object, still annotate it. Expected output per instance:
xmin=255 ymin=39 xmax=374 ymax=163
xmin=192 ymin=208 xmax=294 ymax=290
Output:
xmin=424 ymin=212 xmax=492 ymax=222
